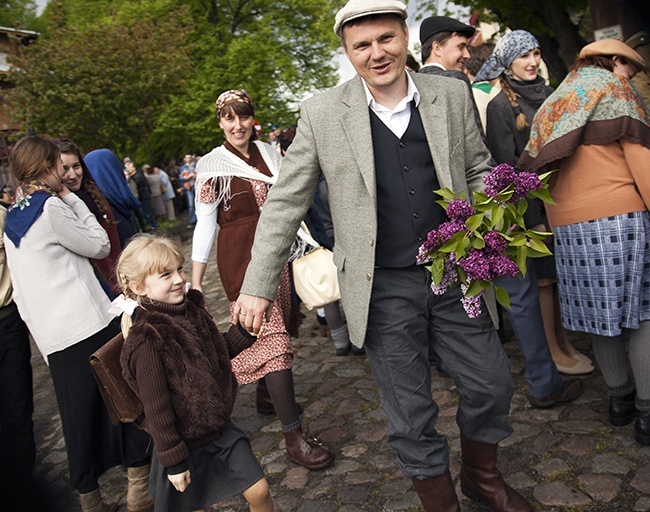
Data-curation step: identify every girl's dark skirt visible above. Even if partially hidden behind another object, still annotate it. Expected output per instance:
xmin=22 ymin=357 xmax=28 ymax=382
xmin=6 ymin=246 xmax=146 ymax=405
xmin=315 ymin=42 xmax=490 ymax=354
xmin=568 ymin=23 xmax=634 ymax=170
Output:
xmin=554 ymin=211 xmax=650 ymax=336
xmin=150 ymin=421 xmax=264 ymax=512
xmin=48 ymin=319 xmax=152 ymax=493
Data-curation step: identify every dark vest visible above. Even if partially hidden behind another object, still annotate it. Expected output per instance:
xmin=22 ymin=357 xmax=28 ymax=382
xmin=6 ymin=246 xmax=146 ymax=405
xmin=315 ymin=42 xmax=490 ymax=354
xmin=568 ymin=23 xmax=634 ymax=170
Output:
xmin=370 ymin=104 xmax=445 ymax=268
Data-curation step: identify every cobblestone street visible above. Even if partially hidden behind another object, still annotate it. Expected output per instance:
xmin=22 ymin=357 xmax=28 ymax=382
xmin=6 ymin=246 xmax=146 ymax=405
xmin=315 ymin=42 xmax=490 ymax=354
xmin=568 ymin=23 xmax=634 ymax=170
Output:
xmin=21 ymin=225 xmax=650 ymax=511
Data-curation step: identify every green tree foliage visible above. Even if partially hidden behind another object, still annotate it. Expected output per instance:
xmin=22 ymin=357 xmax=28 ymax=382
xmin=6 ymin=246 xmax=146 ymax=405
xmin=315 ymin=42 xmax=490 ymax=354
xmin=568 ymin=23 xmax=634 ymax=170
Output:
xmin=0 ymin=0 xmax=38 ymax=29
xmin=8 ymin=0 xmax=340 ymax=162
xmin=153 ymin=0 xmax=340 ymax=157
xmin=6 ymin=5 xmax=194 ymax=158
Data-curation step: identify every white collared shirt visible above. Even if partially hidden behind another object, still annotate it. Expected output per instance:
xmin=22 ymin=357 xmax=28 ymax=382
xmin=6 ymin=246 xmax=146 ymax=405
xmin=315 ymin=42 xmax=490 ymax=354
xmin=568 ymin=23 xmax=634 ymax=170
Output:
xmin=362 ymin=72 xmax=421 ymax=139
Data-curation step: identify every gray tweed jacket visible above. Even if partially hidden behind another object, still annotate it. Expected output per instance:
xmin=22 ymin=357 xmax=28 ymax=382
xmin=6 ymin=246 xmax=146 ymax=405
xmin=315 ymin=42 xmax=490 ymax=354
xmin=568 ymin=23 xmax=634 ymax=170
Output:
xmin=241 ymin=72 xmax=495 ymax=347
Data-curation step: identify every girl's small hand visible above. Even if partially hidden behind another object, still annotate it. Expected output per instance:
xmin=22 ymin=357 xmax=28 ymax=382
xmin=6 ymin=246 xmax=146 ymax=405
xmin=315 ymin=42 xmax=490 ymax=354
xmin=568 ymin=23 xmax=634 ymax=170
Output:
xmin=168 ymin=469 xmax=191 ymax=492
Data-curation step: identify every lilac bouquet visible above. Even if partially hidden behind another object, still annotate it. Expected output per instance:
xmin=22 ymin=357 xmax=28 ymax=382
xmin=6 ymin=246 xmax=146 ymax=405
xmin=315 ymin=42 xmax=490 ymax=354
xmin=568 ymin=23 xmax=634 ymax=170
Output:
xmin=417 ymin=164 xmax=554 ymax=318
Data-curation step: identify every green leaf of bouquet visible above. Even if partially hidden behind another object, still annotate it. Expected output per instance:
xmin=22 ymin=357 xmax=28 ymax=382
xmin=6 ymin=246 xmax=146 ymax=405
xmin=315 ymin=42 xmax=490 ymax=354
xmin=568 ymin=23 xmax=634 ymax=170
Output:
xmin=498 ymin=189 xmax=514 ymax=202
xmin=457 ymin=266 xmax=467 ymax=284
xmin=517 ymin=200 xmax=529 ymax=215
xmin=435 ymin=188 xmax=458 ymax=200
xmin=472 ymin=236 xmax=485 ymax=249
xmin=509 ymin=235 xmax=528 ymax=247
xmin=473 ymin=191 xmax=489 ymax=202
xmin=517 ymin=246 xmax=528 ymax=275
xmin=489 ymin=205 xmax=505 ymax=227
xmin=513 ymin=213 xmax=526 ymax=229
xmin=465 ymin=280 xmax=484 ymax=297
xmin=538 ymin=170 xmax=556 ymax=183
xmin=527 ymin=238 xmax=552 ymax=254
xmin=465 ymin=213 xmax=484 ymax=231
xmin=529 ymin=188 xmax=556 ymax=205
xmin=527 ymin=248 xmax=552 ymax=258
xmin=494 ymin=285 xmax=511 ymax=309
xmin=430 ymin=257 xmax=445 ymax=285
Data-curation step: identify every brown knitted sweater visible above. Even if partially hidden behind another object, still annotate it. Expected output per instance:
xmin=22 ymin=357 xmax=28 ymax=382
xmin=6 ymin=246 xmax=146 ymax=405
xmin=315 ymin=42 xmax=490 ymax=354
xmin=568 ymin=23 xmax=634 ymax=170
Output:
xmin=120 ymin=289 xmax=255 ymax=471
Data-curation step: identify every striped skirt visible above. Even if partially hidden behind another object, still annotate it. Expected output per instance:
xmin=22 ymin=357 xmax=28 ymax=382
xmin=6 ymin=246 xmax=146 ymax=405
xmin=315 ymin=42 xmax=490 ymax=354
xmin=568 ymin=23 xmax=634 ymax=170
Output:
xmin=554 ymin=211 xmax=650 ymax=336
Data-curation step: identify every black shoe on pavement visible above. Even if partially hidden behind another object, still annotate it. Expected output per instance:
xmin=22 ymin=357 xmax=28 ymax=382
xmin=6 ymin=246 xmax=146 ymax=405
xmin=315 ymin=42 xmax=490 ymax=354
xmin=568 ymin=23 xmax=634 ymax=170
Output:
xmin=529 ymin=378 xmax=584 ymax=409
xmin=610 ymin=391 xmax=636 ymax=426
xmin=636 ymin=409 xmax=650 ymax=446
xmin=350 ymin=345 xmax=365 ymax=355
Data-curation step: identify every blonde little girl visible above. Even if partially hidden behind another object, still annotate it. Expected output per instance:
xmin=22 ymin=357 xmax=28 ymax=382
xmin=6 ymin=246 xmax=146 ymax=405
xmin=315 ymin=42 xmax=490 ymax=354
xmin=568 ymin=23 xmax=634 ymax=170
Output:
xmin=114 ymin=234 xmax=273 ymax=512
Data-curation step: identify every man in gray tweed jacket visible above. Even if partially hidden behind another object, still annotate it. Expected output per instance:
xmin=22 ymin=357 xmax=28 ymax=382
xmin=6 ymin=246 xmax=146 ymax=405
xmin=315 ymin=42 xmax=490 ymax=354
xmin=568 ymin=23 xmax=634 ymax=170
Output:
xmin=235 ymin=1 xmax=532 ymax=510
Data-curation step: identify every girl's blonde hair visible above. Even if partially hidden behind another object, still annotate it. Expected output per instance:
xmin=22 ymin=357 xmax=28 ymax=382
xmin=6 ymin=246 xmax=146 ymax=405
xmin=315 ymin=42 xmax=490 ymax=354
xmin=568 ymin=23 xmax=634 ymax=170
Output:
xmin=115 ymin=234 xmax=186 ymax=337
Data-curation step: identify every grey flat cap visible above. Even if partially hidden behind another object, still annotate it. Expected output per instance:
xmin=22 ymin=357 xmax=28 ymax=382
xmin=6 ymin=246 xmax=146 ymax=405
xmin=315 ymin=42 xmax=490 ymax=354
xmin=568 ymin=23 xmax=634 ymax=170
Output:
xmin=334 ymin=0 xmax=408 ymax=37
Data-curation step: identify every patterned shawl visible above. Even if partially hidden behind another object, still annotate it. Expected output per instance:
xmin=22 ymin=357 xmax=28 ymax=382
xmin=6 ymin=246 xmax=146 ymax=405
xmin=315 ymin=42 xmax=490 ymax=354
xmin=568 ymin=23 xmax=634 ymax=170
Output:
xmin=519 ymin=66 xmax=650 ymax=173
xmin=194 ymin=140 xmax=281 ymax=214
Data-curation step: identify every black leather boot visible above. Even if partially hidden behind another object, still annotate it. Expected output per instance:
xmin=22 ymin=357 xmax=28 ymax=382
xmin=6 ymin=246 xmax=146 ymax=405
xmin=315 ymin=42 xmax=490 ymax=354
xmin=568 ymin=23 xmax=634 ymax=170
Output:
xmin=636 ymin=409 xmax=650 ymax=446
xmin=610 ymin=391 xmax=636 ymax=426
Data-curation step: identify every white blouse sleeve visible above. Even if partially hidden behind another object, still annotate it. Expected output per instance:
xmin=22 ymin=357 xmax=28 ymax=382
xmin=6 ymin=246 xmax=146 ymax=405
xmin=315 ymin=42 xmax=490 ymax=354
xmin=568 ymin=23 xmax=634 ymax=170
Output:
xmin=46 ymin=194 xmax=110 ymax=259
xmin=191 ymin=200 xmax=218 ymax=263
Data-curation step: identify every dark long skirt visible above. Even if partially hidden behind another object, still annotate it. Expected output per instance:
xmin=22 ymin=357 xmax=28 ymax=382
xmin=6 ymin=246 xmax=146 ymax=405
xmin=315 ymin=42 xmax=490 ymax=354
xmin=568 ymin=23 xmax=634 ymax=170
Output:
xmin=48 ymin=319 xmax=151 ymax=493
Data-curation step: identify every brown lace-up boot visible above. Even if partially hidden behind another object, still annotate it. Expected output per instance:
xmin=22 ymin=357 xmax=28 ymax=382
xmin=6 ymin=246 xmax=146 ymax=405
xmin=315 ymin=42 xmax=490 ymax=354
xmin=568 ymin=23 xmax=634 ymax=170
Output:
xmin=460 ymin=434 xmax=532 ymax=511
xmin=284 ymin=426 xmax=334 ymax=469
xmin=411 ymin=471 xmax=461 ymax=512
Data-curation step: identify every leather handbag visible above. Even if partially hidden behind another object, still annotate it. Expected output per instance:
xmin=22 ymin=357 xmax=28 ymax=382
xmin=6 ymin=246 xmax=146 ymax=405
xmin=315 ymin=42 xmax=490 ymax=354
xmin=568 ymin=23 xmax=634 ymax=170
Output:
xmin=292 ymin=245 xmax=341 ymax=311
xmin=90 ymin=333 xmax=144 ymax=426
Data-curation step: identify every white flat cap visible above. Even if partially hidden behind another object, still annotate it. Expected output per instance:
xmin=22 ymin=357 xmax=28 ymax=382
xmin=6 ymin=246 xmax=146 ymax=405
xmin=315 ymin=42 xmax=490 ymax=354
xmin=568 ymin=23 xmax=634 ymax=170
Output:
xmin=334 ymin=0 xmax=408 ymax=37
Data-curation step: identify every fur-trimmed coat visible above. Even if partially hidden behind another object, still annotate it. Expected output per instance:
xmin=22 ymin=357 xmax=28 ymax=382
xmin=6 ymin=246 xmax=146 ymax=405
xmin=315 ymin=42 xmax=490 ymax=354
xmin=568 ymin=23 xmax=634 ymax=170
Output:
xmin=121 ymin=289 xmax=255 ymax=470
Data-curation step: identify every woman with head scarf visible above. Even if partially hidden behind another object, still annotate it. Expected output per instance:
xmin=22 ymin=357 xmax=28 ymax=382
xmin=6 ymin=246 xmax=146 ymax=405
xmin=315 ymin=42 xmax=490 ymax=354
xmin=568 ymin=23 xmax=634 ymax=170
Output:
xmin=520 ymin=39 xmax=650 ymax=446
xmin=84 ymin=149 xmax=141 ymax=247
xmin=55 ymin=139 xmax=122 ymax=297
xmin=190 ymin=89 xmax=333 ymax=470
xmin=477 ymin=30 xmax=594 ymax=377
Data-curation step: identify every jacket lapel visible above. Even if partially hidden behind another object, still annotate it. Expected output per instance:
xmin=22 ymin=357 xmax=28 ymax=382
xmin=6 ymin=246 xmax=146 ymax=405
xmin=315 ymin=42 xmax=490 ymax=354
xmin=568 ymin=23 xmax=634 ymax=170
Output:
xmin=340 ymin=76 xmax=377 ymax=200
xmin=414 ymin=74 xmax=455 ymax=190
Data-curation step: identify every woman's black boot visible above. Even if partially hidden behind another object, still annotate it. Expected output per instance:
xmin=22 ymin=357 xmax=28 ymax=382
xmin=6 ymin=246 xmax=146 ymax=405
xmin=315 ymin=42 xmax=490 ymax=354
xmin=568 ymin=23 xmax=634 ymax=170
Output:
xmin=636 ymin=409 xmax=650 ymax=446
xmin=610 ymin=391 xmax=636 ymax=426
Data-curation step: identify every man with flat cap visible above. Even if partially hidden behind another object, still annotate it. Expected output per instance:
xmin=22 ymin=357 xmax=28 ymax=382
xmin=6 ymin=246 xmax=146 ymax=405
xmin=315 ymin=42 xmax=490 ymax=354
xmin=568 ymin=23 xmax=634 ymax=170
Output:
xmin=419 ymin=15 xmax=488 ymax=141
xmin=234 ymin=1 xmax=532 ymax=510
xmin=419 ymin=15 xmax=475 ymax=78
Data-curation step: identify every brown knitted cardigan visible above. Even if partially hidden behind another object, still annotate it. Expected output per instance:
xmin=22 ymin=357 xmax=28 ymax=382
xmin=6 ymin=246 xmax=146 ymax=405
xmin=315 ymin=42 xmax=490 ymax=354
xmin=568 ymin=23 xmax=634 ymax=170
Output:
xmin=120 ymin=289 xmax=255 ymax=471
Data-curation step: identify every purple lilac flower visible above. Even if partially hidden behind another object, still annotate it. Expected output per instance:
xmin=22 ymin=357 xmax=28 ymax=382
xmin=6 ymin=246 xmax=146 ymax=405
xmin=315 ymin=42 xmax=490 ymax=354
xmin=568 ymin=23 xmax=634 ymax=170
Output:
xmin=446 ymin=199 xmax=475 ymax=222
xmin=487 ymin=253 xmax=519 ymax=278
xmin=513 ymin=172 xmax=542 ymax=201
xmin=483 ymin=163 xmax=516 ymax=198
xmin=460 ymin=283 xmax=484 ymax=318
xmin=417 ymin=229 xmax=441 ymax=263
xmin=458 ymin=248 xmax=491 ymax=281
xmin=483 ymin=231 xmax=508 ymax=254
xmin=438 ymin=220 xmax=467 ymax=243
xmin=431 ymin=257 xmax=458 ymax=295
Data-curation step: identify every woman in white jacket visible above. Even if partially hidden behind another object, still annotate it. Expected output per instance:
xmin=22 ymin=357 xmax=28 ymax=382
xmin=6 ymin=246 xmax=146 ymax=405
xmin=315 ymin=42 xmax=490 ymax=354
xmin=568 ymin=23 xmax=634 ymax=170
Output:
xmin=4 ymin=136 xmax=152 ymax=512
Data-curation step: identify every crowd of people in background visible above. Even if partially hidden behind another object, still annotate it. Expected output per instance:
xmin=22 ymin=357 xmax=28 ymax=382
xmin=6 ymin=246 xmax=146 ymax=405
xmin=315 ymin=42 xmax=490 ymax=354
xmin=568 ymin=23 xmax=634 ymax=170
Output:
xmin=0 ymin=0 xmax=649 ymax=511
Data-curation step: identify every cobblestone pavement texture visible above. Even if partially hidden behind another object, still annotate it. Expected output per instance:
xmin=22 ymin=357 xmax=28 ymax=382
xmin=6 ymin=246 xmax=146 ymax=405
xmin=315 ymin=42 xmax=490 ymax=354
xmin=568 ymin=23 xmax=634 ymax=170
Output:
xmin=23 ymin=224 xmax=650 ymax=512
